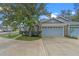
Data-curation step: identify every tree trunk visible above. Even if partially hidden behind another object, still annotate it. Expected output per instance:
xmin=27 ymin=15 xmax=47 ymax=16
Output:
xmin=29 ymin=31 xmax=32 ymax=36
xmin=28 ymin=26 xmax=32 ymax=36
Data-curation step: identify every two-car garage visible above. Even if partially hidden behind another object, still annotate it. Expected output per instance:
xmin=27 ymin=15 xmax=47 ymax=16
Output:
xmin=41 ymin=27 xmax=64 ymax=37
xmin=41 ymin=23 xmax=65 ymax=37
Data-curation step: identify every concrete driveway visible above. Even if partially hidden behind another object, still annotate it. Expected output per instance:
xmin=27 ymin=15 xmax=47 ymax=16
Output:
xmin=0 ymin=37 xmax=79 ymax=56
xmin=42 ymin=37 xmax=79 ymax=56
xmin=0 ymin=37 xmax=46 ymax=56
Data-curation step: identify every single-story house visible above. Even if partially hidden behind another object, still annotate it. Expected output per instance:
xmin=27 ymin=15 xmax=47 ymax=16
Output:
xmin=41 ymin=16 xmax=79 ymax=37
xmin=1 ymin=26 xmax=13 ymax=32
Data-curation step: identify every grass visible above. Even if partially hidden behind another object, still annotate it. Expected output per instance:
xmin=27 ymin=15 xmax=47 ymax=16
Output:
xmin=0 ymin=31 xmax=41 ymax=41
xmin=16 ymin=35 xmax=41 ymax=41
xmin=0 ymin=33 xmax=20 ymax=39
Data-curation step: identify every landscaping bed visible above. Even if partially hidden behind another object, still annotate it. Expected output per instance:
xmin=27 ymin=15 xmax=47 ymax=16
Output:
xmin=16 ymin=35 xmax=41 ymax=41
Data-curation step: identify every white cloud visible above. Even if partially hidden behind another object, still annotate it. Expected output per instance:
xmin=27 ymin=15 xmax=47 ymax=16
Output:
xmin=54 ymin=13 xmax=58 ymax=15
xmin=51 ymin=13 xmax=57 ymax=18
xmin=72 ymin=11 xmax=75 ymax=15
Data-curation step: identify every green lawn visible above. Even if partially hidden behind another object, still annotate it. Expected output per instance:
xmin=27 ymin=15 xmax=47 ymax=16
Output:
xmin=0 ymin=31 xmax=41 ymax=41
xmin=16 ymin=35 xmax=41 ymax=41
xmin=0 ymin=33 xmax=20 ymax=39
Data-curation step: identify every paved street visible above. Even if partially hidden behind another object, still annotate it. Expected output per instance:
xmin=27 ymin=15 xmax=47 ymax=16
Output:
xmin=0 ymin=37 xmax=79 ymax=56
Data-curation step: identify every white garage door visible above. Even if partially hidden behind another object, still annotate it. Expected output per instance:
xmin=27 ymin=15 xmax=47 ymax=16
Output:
xmin=41 ymin=27 xmax=64 ymax=37
xmin=69 ymin=26 xmax=79 ymax=37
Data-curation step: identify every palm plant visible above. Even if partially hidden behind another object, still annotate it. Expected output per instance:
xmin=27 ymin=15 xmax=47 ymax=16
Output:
xmin=0 ymin=3 xmax=48 ymax=36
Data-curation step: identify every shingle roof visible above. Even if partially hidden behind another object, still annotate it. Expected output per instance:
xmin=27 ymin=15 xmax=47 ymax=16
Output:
xmin=41 ymin=16 xmax=72 ymax=23
xmin=41 ymin=16 xmax=79 ymax=27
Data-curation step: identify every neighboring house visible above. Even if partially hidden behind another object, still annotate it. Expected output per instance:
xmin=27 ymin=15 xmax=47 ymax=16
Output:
xmin=41 ymin=16 xmax=79 ymax=37
xmin=0 ymin=23 xmax=13 ymax=32
xmin=1 ymin=26 xmax=13 ymax=32
xmin=18 ymin=23 xmax=41 ymax=36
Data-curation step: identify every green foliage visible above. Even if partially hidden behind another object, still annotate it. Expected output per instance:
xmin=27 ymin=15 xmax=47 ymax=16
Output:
xmin=71 ymin=3 xmax=79 ymax=21
xmin=0 ymin=4 xmax=47 ymax=22
xmin=72 ymin=15 xmax=79 ymax=21
xmin=0 ymin=3 xmax=48 ymax=36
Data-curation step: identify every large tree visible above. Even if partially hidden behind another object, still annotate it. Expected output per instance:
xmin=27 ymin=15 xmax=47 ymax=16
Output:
xmin=0 ymin=3 xmax=48 ymax=36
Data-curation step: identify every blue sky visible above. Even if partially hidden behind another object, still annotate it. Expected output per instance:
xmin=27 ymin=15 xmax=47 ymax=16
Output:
xmin=46 ymin=3 xmax=74 ymax=15
xmin=40 ymin=3 xmax=75 ymax=19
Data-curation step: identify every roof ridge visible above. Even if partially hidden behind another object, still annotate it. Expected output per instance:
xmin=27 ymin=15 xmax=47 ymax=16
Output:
xmin=58 ymin=16 xmax=71 ymax=21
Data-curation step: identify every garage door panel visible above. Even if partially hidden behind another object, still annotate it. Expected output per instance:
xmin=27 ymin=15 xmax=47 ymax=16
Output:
xmin=42 ymin=27 xmax=64 ymax=37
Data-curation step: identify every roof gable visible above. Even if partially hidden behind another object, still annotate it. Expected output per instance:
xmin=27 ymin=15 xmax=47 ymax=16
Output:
xmin=41 ymin=18 xmax=63 ymax=23
xmin=41 ymin=16 xmax=72 ymax=23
